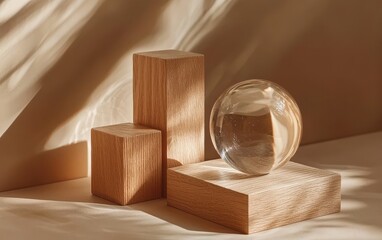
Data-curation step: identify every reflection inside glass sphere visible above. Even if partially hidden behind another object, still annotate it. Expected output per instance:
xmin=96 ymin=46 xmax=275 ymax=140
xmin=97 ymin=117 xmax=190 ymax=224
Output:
xmin=210 ymin=79 xmax=302 ymax=175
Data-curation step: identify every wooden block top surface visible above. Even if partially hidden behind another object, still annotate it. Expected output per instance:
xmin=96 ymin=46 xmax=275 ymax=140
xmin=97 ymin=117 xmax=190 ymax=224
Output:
xmin=169 ymin=159 xmax=340 ymax=195
xmin=134 ymin=50 xmax=203 ymax=60
xmin=92 ymin=123 xmax=160 ymax=138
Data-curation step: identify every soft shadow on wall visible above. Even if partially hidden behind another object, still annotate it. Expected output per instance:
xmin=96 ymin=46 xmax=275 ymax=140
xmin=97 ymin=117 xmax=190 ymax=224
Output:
xmin=0 ymin=0 xmax=169 ymax=191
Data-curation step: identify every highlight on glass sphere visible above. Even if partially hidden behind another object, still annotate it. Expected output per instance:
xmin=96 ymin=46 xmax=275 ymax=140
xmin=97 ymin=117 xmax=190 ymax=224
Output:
xmin=210 ymin=79 xmax=302 ymax=175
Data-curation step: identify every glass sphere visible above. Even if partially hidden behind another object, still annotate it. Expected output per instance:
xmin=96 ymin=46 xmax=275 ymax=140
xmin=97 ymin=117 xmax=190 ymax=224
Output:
xmin=210 ymin=79 xmax=302 ymax=175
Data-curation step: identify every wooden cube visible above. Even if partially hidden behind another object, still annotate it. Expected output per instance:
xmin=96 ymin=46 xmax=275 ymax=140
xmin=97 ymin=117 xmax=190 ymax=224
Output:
xmin=91 ymin=123 xmax=161 ymax=205
xmin=133 ymin=50 xmax=205 ymax=195
xmin=167 ymin=159 xmax=341 ymax=234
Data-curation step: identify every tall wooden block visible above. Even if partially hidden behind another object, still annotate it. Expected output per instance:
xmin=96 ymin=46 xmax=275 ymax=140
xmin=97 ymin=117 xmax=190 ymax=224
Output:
xmin=91 ymin=123 xmax=162 ymax=205
xmin=133 ymin=50 xmax=205 ymax=195
xmin=167 ymin=159 xmax=341 ymax=234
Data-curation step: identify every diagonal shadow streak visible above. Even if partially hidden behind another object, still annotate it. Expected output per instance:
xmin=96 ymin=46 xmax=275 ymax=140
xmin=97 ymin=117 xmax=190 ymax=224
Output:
xmin=0 ymin=0 xmax=75 ymax=84
xmin=0 ymin=0 xmax=46 ymax=39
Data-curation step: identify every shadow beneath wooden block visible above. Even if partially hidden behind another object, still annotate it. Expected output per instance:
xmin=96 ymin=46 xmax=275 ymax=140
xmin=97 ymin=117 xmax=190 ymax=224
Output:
xmin=130 ymin=199 xmax=237 ymax=234
xmin=167 ymin=158 xmax=183 ymax=168
xmin=0 ymin=177 xmax=238 ymax=234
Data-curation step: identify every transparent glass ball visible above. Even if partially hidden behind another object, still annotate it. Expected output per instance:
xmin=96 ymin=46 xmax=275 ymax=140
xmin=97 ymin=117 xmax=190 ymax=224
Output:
xmin=210 ymin=79 xmax=302 ymax=175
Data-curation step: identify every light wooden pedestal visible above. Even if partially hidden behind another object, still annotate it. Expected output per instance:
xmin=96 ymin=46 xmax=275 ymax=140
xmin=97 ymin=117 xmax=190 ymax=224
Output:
xmin=133 ymin=50 xmax=205 ymax=195
xmin=167 ymin=159 xmax=341 ymax=234
xmin=91 ymin=123 xmax=162 ymax=205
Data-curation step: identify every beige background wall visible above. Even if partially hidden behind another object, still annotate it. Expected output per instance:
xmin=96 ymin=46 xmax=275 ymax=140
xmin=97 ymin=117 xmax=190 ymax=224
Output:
xmin=0 ymin=0 xmax=381 ymax=191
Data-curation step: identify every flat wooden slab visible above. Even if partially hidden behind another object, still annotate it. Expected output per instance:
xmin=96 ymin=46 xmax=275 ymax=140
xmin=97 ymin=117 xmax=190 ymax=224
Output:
xmin=167 ymin=159 xmax=341 ymax=234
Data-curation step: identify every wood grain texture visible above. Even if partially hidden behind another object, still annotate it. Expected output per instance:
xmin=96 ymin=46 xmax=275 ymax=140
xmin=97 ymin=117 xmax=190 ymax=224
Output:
xmin=133 ymin=50 xmax=205 ymax=196
xmin=91 ymin=123 xmax=162 ymax=205
xmin=167 ymin=159 xmax=341 ymax=234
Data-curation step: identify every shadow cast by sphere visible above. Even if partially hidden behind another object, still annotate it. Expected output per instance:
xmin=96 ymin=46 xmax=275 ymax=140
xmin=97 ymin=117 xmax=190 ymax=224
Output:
xmin=191 ymin=165 xmax=254 ymax=181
